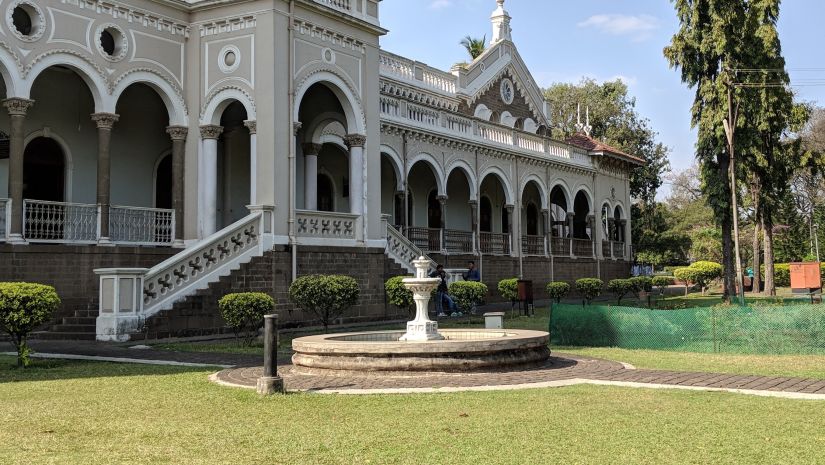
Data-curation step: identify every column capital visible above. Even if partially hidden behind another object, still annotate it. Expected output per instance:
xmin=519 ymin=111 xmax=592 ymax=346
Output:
xmin=293 ymin=121 xmax=303 ymax=136
xmin=91 ymin=112 xmax=119 ymax=130
xmin=468 ymin=199 xmax=478 ymax=207
xmin=436 ymin=195 xmax=448 ymax=203
xmin=166 ymin=125 xmax=188 ymax=141
xmin=344 ymin=134 xmax=367 ymax=148
xmin=2 ymin=98 xmax=34 ymax=116
xmin=200 ymin=124 xmax=224 ymax=140
xmin=302 ymin=143 xmax=322 ymax=156
xmin=244 ymin=120 xmax=257 ymax=135
xmin=504 ymin=204 xmax=515 ymax=213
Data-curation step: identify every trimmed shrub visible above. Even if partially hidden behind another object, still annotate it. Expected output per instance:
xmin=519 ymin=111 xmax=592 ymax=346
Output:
xmin=674 ymin=267 xmax=701 ymax=295
xmin=0 ymin=282 xmax=61 ymax=367
xmin=497 ymin=278 xmax=519 ymax=302
xmin=546 ymin=282 xmax=571 ymax=303
xmin=575 ymin=278 xmax=604 ymax=305
xmin=449 ymin=281 xmax=488 ymax=313
xmin=385 ymin=276 xmax=414 ymax=318
xmin=289 ymin=275 xmax=360 ymax=331
xmin=652 ymin=276 xmax=675 ymax=294
xmin=608 ymin=279 xmax=635 ymax=305
xmin=218 ymin=292 xmax=274 ymax=346
xmin=691 ymin=261 xmax=723 ymax=292
xmin=630 ymin=276 xmax=654 ymax=293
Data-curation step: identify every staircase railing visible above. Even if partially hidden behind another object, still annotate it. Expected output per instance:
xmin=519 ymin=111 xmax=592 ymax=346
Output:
xmin=386 ymin=223 xmax=435 ymax=274
xmin=94 ymin=206 xmax=275 ymax=341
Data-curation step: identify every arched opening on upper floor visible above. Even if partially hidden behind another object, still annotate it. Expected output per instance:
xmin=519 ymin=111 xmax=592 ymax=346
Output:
xmin=380 ymin=151 xmax=402 ymax=227
xmin=573 ymin=190 xmax=591 ymax=240
xmin=23 ymin=137 xmax=64 ymax=202
xmin=613 ymin=205 xmax=625 ymax=242
xmin=215 ymin=101 xmax=251 ymax=229
xmin=406 ymin=159 xmax=442 ymax=251
xmin=521 ymin=180 xmax=544 ymax=237
xmin=549 ymin=185 xmax=569 ymax=238
xmin=155 ymin=154 xmax=172 ymax=210
xmin=479 ymin=172 xmax=511 ymax=255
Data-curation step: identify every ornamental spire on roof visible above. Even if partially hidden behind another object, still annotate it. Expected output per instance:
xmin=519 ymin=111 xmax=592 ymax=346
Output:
xmin=575 ymin=104 xmax=593 ymax=137
xmin=491 ymin=0 xmax=512 ymax=45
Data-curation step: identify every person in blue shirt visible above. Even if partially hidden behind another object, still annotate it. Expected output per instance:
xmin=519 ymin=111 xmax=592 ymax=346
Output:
xmin=462 ymin=261 xmax=480 ymax=282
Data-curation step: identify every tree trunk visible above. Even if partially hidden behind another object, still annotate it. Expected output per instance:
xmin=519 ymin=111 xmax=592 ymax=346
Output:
xmin=719 ymin=159 xmax=735 ymax=302
xmin=763 ymin=215 xmax=776 ymax=296
xmin=752 ymin=221 xmax=761 ymax=294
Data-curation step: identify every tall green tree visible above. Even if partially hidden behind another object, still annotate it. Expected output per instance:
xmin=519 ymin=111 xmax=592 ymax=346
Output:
xmin=460 ymin=36 xmax=486 ymax=60
xmin=664 ymin=0 xmax=798 ymax=298
xmin=543 ymin=78 xmax=670 ymax=206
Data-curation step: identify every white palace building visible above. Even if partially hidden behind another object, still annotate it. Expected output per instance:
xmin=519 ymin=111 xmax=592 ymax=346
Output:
xmin=0 ymin=0 xmax=642 ymax=340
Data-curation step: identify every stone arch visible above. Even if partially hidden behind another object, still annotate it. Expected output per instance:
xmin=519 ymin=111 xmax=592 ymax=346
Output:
xmin=293 ymin=69 xmax=365 ymax=135
xmin=381 ymin=144 xmax=404 ymax=191
xmin=201 ymin=87 xmax=256 ymax=125
xmin=0 ymin=44 xmax=22 ymax=97
xmin=520 ymin=174 xmax=548 ymax=209
xmin=613 ymin=202 xmax=625 ymax=219
xmin=573 ymin=184 xmax=594 ymax=213
xmin=407 ymin=152 xmax=445 ymax=196
xmin=548 ymin=179 xmax=572 ymax=211
xmin=112 ymin=70 xmax=187 ymax=125
xmin=23 ymin=52 xmax=109 ymax=112
xmin=23 ymin=129 xmax=73 ymax=201
xmin=446 ymin=160 xmax=478 ymax=200
xmin=474 ymin=103 xmax=492 ymax=120
xmin=152 ymin=150 xmax=173 ymax=209
xmin=479 ymin=166 xmax=514 ymax=205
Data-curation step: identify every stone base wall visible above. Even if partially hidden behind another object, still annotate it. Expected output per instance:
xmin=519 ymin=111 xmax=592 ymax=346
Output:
xmin=429 ymin=253 xmax=632 ymax=301
xmin=139 ymin=246 xmax=410 ymax=340
xmin=0 ymin=244 xmax=177 ymax=321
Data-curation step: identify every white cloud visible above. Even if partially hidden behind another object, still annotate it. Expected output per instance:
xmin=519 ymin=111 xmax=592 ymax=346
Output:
xmin=577 ymin=14 xmax=659 ymax=41
xmin=534 ymin=72 xmax=638 ymax=89
xmin=428 ymin=0 xmax=452 ymax=10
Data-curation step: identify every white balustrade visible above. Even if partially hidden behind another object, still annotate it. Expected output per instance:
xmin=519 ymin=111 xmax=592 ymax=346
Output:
xmin=110 ymin=205 xmax=174 ymax=246
xmin=296 ymin=210 xmax=359 ymax=240
xmin=314 ymin=0 xmax=351 ymax=12
xmin=444 ymin=114 xmax=473 ymax=134
xmin=386 ymin=223 xmax=435 ymax=274
xmin=422 ymin=70 xmax=457 ymax=94
xmin=0 ymin=198 xmax=7 ymax=241
xmin=521 ymin=235 xmax=546 ymax=256
xmin=407 ymin=103 xmax=440 ymax=127
xmin=23 ymin=199 xmax=99 ymax=244
xmin=515 ymin=132 xmax=544 ymax=153
xmin=380 ymin=96 xmax=401 ymax=117
xmin=379 ymin=53 xmax=415 ymax=81
xmin=480 ymin=232 xmax=511 ymax=255
xmin=477 ymin=122 xmax=513 ymax=145
xmin=444 ymin=229 xmax=474 ymax=254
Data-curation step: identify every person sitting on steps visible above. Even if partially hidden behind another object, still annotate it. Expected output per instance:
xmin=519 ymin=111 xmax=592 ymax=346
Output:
xmin=429 ymin=264 xmax=460 ymax=318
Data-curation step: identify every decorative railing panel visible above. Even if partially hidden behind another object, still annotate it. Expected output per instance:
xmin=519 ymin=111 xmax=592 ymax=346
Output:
xmin=444 ymin=114 xmax=473 ymax=134
xmin=612 ymin=241 xmax=626 ymax=259
xmin=551 ymin=237 xmax=570 ymax=256
xmin=379 ymin=53 xmax=415 ymax=80
xmin=386 ymin=224 xmax=435 ymax=273
xmin=296 ymin=210 xmax=358 ymax=240
xmin=110 ymin=206 xmax=174 ymax=246
xmin=522 ymin=235 xmax=546 ymax=256
xmin=572 ymin=238 xmax=594 ymax=257
xmin=142 ymin=212 xmax=263 ymax=314
xmin=405 ymin=226 xmax=441 ymax=252
xmin=477 ymin=122 xmax=513 ymax=145
xmin=602 ymin=240 xmax=611 ymax=257
xmin=0 ymin=198 xmax=7 ymax=241
xmin=422 ymin=69 xmax=457 ymax=94
xmin=444 ymin=229 xmax=473 ymax=254
xmin=515 ymin=132 xmax=544 ymax=153
xmin=407 ymin=103 xmax=440 ymax=127
xmin=480 ymin=232 xmax=510 ymax=255
xmin=314 ymin=0 xmax=351 ymax=12
xmin=23 ymin=199 xmax=98 ymax=244
xmin=380 ymin=96 xmax=400 ymax=117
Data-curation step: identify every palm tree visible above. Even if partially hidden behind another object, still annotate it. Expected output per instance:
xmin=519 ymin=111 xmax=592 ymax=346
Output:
xmin=460 ymin=35 xmax=486 ymax=60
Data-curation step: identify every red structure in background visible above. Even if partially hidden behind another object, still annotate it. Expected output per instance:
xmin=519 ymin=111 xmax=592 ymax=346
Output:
xmin=789 ymin=263 xmax=822 ymax=302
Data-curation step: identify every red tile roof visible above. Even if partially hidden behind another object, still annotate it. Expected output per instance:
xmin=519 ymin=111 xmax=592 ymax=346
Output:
xmin=565 ymin=132 xmax=645 ymax=165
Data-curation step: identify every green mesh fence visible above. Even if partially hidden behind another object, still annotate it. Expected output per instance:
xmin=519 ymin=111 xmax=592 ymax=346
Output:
xmin=549 ymin=303 xmax=825 ymax=355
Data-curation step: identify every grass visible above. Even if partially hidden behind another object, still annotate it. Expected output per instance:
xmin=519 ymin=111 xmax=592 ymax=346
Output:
xmin=556 ymin=347 xmax=825 ymax=380
xmin=2 ymin=356 xmax=825 ymax=465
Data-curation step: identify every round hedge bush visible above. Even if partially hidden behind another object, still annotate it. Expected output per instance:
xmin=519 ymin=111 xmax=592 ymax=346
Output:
xmin=652 ymin=276 xmax=675 ymax=294
xmin=289 ymin=275 xmax=360 ymax=331
xmin=630 ymin=276 xmax=653 ymax=293
xmin=0 ymin=282 xmax=61 ymax=367
xmin=546 ymin=282 xmax=571 ymax=303
xmin=448 ymin=281 xmax=488 ymax=313
xmin=607 ymin=279 xmax=635 ymax=305
xmin=385 ymin=276 xmax=414 ymax=317
xmin=575 ymin=278 xmax=604 ymax=305
xmin=497 ymin=278 xmax=519 ymax=302
xmin=218 ymin=292 xmax=274 ymax=346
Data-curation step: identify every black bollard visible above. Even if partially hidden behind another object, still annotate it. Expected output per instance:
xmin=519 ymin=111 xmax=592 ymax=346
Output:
xmin=256 ymin=314 xmax=284 ymax=395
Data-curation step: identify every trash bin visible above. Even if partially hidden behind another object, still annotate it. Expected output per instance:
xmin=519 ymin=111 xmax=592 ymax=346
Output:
xmin=517 ymin=280 xmax=534 ymax=316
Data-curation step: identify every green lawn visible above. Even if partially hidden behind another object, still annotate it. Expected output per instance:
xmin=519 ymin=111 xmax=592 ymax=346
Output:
xmin=1 ymin=356 xmax=824 ymax=465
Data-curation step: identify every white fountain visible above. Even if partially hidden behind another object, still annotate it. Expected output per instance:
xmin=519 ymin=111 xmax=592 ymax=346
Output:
xmin=398 ymin=256 xmax=444 ymax=341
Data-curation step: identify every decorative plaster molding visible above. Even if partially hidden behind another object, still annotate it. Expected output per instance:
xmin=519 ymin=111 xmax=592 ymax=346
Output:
xmin=380 ymin=78 xmax=459 ymax=112
xmin=91 ymin=112 xmax=119 ymax=129
xmin=293 ymin=18 xmax=365 ymax=53
xmin=243 ymin=120 xmax=256 ymax=135
xmin=24 ymin=48 xmax=109 ymax=88
xmin=199 ymin=124 xmax=223 ymax=140
xmin=199 ymin=15 xmax=256 ymax=37
xmin=59 ymin=0 xmax=190 ymax=38
xmin=200 ymin=84 xmax=256 ymax=121
xmin=112 ymin=67 xmax=188 ymax=116
xmin=165 ymin=125 xmax=188 ymax=140
xmin=2 ymin=97 xmax=34 ymax=115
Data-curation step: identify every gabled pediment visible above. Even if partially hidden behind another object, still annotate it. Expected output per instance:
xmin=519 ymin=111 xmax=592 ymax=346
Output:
xmin=457 ymin=41 xmax=549 ymax=127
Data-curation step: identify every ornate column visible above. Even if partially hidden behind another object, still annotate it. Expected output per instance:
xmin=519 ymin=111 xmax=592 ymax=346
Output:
xmin=244 ymin=120 xmax=257 ymax=205
xmin=587 ymin=214 xmax=596 ymax=257
xmin=166 ymin=126 xmax=187 ymax=247
xmin=92 ymin=112 xmax=119 ymax=245
xmin=437 ymin=194 xmax=447 ymax=253
xmin=619 ymin=219 xmax=628 ymax=259
xmin=567 ymin=211 xmax=575 ymax=256
xmin=200 ymin=125 xmax=223 ymax=237
xmin=302 ymin=143 xmax=321 ymax=210
xmin=2 ymin=98 xmax=34 ymax=243
xmin=469 ymin=199 xmax=478 ymax=253
xmin=344 ymin=134 xmax=366 ymax=215
xmin=504 ymin=204 xmax=514 ymax=255
xmin=394 ymin=190 xmax=406 ymax=227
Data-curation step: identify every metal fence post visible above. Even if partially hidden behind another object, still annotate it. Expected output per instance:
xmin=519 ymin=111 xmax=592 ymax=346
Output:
xmin=257 ymin=314 xmax=284 ymax=395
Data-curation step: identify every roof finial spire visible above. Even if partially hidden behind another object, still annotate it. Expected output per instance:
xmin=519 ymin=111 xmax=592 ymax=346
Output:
xmin=490 ymin=0 xmax=511 ymax=45
xmin=575 ymin=103 xmax=584 ymax=133
xmin=584 ymin=106 xmax=592 ymax=137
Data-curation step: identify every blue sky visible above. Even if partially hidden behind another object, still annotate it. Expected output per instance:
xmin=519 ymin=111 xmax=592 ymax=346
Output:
xmin=379 ymin=0 xmax=825 ymax=197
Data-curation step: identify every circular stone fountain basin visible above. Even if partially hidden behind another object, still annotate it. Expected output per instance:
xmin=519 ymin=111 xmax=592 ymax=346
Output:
xmin=291 ymin=329 xmax=550 ymax=374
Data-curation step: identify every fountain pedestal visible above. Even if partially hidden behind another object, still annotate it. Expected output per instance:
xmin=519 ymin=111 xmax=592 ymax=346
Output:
xmin=399 ymin=257 xmax=444 ymax=342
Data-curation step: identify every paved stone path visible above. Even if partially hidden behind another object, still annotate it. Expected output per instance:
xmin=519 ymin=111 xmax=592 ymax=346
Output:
xmin=5 ymin=341 xmax=825 ymax=399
